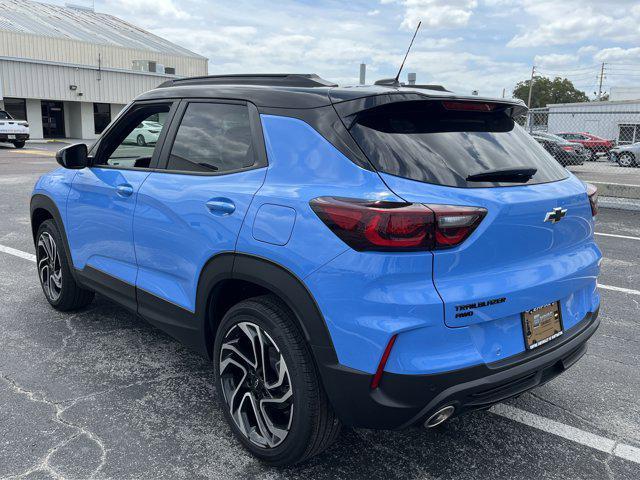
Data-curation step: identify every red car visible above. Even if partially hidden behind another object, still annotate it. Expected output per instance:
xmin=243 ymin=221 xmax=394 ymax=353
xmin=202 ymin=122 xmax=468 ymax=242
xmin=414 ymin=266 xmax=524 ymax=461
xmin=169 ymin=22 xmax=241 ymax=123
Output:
xmin=556 ymin=132 xmax=614 ymax=161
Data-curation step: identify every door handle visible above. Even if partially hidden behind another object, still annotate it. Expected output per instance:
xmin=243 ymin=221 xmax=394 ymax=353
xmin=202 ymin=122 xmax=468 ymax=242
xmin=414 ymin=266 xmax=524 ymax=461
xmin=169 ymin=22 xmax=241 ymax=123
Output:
xmin=205 ymin=198 xmax=236 ymax=216
xmin=115 ymin=184 xmax=134 ymax=197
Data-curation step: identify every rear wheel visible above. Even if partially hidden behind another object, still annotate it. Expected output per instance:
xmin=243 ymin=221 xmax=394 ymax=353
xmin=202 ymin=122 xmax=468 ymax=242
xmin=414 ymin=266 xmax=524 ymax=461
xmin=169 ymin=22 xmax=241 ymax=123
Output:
xmin=617 ymin=152 xmax=636 ymax=168
xmin=36 ymin=220 xmax=94 ymax=311
xmin=589 ymin=149 xmax=598 ymax=161
xmin=13 ymin=141 xmax=25 ymax=149
xmin=213 ymin=295 xmax=341 ymax=465
xmin=136 ymin=134 xmax=146 ymax=146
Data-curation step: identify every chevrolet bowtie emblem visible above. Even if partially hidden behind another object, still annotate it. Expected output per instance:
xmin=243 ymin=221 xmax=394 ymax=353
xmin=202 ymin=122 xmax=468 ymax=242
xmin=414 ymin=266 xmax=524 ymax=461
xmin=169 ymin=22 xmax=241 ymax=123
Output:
xmin=544 ymin=207 xmax=567 ymax=224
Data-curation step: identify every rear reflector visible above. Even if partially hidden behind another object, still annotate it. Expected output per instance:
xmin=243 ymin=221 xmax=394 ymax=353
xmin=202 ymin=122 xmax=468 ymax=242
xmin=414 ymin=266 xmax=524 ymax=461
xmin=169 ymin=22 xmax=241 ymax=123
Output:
xmin=310 ymin=197 xmax=486 ymax=251
xmin=586 ymin=183 xmax=598 ymax=216
xmin=371 ymin=334 xmax=397 ymax=389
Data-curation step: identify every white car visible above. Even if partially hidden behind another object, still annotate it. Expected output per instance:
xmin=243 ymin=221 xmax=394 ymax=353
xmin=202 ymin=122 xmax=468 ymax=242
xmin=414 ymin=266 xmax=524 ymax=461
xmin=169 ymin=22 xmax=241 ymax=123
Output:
xmin=0 ymin=110 xmax=30 ymax=148
xmin=125 ymin=120 xmax=162 ymax=146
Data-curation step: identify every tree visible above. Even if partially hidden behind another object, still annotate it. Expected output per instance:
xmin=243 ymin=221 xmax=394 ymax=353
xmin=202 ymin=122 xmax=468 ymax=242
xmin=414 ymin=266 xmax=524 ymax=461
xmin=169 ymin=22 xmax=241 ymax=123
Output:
xmin=513 ymin=76 xmax=590 ymax=108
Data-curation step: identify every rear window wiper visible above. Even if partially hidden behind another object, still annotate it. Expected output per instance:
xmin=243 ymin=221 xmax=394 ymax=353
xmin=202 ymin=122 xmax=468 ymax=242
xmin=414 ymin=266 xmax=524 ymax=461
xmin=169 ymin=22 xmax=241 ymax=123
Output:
xmin=466 ymin=167 xmax=537 ymax=183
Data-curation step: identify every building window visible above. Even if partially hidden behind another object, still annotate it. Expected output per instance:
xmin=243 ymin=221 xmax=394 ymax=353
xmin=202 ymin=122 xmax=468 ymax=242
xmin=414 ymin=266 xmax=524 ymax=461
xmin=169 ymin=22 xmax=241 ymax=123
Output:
xmin=618 ymin=124 xmax=639 ymax=145
xmin=94 ymin=103 xmax=111 ymax=134
xmin=4 ymin=98 xmax=27 ymax=121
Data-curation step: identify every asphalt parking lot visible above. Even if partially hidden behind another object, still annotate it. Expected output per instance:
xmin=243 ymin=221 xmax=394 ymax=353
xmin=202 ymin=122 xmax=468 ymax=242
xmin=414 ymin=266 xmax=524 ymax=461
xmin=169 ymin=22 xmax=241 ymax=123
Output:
xmin=1 ymin=143 xmax=639 ymax=480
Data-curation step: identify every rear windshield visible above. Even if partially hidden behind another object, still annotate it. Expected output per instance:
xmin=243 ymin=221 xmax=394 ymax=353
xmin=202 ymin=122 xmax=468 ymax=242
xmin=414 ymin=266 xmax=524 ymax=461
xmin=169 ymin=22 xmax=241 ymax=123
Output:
xmin=349 ymin=101 xmax=568 ymax=188
xmin=0 ymin=111 xmax=11 ymax=120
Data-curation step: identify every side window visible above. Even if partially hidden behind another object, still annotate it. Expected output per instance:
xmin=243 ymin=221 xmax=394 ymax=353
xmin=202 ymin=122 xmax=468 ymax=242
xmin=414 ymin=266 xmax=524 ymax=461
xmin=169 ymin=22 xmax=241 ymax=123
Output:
xmin=166 ymin=102 xmax=255 ymax=173
xmin=94 ymin=103 xmax=171 ymax=169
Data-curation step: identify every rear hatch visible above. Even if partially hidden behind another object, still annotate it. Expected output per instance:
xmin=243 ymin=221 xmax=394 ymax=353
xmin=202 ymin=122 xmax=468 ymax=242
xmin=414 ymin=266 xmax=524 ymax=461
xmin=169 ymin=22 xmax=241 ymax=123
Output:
xmin=337 ymin=95 xmax=600 ymax=336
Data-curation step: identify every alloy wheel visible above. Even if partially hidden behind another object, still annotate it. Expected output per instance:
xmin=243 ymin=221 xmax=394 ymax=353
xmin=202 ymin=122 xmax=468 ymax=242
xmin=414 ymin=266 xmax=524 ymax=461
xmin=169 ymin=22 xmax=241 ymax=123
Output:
xmin=618 ymin=153 xmax=634 ymax=167
xmin=219 ymin=321 xmax=293 ymax=449
xmin=37 ymin=232 xmax=62 ymax=301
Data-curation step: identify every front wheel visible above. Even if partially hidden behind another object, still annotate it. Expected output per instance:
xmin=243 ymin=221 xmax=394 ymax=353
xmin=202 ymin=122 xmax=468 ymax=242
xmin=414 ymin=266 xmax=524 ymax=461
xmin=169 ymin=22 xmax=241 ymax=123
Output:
xmin=213 ymin=295 xmax=341 ymax=465
xmin=13 ymin=141 xmax=25 ymax=149
xmin=136 ymin=134 xmax=146 ymax=146
xmin=36 ymin=220 xmax=94 ymax=311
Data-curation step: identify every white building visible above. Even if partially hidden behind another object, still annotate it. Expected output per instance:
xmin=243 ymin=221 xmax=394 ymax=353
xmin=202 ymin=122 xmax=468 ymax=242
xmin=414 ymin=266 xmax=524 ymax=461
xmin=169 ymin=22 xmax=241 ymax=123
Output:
xmin=532 ymin=100 xmax=640 ymax=145
xmin=0 ymin=0 xmax=207 ymax=139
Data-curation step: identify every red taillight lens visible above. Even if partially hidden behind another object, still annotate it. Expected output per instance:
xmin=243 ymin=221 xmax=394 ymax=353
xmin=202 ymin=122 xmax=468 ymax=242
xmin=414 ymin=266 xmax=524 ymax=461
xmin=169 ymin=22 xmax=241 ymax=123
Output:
xmin=310 ymin=197 xmax=486 ymax=251
xmin=586 ymin=183 xmax=598 ymax=216
xmin=561 ymin=146 xmax=574 ymax=151
xmin=441 ymin=101 xmax=497 ymax=112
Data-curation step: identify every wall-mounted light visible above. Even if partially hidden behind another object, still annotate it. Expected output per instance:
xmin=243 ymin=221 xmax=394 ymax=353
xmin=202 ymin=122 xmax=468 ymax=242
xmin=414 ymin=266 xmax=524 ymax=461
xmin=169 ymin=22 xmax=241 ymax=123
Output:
xmin=69 ymin=85 xmax=78 ymax=91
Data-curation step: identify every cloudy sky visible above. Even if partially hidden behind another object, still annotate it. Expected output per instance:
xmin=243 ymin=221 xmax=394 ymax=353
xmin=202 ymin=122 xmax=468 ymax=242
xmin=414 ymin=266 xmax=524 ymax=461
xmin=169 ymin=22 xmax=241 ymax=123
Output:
xmin=46 ymin=0 xmax=640 ymax=97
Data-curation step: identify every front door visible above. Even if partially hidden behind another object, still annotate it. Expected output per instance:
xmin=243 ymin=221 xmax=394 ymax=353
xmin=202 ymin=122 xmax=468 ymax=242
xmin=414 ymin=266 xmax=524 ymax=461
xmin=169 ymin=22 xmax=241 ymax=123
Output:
xmin=66 ymin=101 xmax=175 ymax=310
xmin=41 ymin=101 xmax=65 ymax=138
xmin=133 ymin=100 xmax=267 ymax=314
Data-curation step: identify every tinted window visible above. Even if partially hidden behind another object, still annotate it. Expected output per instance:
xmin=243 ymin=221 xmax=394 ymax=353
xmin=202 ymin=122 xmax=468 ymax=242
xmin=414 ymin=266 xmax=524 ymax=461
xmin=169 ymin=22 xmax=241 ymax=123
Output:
xmin=4 ymin=98 xmax=26 ymax=120
xmin=0 ymin=111 xmax=10 ymax=119
xmin=167 ymin=103 xmax=255 ymax=173
xmin=93 ymin=103 xmax=111 ymax=134
xmin=95 ymin=103 xmax=171 ymax=169
xmin=350 ymin=101 xmax=568 ymax=188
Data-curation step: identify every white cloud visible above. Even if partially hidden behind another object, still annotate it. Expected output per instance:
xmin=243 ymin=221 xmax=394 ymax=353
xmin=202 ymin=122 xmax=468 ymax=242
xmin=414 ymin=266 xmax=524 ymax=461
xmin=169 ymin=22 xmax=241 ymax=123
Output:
xmin=507 ymin=0 xmax=640 ymax=48
xmin=401 ymin=0 xmax=478 ymax=30
xmin=367 ymin=9 xmax=380 ymax=16
xmin=594 ymin=47 xmax=640 ymax=62
xmin=534 ymin=53 xmax=577 ymax=67
xmin=105 ymin=0 xmax=190 ymax=19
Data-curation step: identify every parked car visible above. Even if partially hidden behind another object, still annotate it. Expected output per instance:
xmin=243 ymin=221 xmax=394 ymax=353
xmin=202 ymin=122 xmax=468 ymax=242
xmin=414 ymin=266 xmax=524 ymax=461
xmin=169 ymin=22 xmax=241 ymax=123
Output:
xmin=31 ymin=74 xmax=601 ymax=466
xmin=0 ymin=109 xmax=30 ymax=148
xmin=124 ymin=120 xmax=162 ymax=146
xmin=609 ymin=142 xmax=640 ymax=167
xmin=555 ymin=132 xmax=613 ymax=160
xmin=531 ymin=132 xmax=585 ymax=166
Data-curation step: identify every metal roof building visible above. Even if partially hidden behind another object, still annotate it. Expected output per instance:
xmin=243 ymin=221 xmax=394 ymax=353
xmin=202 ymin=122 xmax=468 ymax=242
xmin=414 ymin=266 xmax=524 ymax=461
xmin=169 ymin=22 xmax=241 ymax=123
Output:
xmin=0 ymin=0 xmax=208 ymax=139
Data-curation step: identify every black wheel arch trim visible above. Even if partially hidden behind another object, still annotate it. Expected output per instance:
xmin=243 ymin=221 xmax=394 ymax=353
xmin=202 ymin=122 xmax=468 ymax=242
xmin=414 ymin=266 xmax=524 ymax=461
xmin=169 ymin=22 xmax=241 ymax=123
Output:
xmin=30 ymin=194 xmax=80 ymax=284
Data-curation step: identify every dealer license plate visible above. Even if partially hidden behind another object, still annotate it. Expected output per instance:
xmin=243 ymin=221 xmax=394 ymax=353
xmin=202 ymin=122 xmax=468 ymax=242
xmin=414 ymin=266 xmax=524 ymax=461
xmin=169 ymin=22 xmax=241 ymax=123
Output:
xmin=521 ymin=301 xmax=563 ymax=350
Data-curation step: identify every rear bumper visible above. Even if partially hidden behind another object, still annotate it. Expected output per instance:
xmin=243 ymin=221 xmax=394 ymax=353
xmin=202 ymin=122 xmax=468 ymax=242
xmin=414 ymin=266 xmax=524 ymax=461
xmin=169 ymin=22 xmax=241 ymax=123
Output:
xmin=316 ymin=308 xmax=599 ymax=429
xmin=0 ymin=133 xmax=29 ymax=142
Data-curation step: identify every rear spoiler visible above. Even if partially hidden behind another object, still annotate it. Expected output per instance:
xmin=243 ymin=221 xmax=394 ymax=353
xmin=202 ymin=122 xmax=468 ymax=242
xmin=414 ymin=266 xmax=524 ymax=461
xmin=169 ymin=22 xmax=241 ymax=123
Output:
xmin=332 ymin=93 xmax=528 ymax=124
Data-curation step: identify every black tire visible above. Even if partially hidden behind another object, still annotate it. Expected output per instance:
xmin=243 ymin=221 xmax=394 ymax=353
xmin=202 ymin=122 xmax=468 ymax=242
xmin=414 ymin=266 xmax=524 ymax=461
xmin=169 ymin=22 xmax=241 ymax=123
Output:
xmin=13 ymin=141 xmax=25 ymax=149
xmin=213 ymin=294 xmax=341 ymax=466
xmin=136 ymin=134 xmax=146 ymax=146
xmin=589 ymin=149 xmax=597 ymax=161
xmin=618 ymin=152 xmax=636 ymax=168
xmin=36 ymin=219 xmax=94 ymax=311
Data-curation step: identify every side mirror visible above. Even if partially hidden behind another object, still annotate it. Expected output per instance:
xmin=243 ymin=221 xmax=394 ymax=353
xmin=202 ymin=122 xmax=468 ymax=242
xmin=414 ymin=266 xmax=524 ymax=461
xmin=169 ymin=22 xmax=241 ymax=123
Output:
xmin=56 ymin=143 xmax=88 ymax=169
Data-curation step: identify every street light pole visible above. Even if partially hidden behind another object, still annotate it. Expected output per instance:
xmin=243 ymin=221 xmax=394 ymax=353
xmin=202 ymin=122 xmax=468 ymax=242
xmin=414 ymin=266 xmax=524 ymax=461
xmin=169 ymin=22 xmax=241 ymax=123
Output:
xmin=597 ymin=62 xmax=605 ymax=100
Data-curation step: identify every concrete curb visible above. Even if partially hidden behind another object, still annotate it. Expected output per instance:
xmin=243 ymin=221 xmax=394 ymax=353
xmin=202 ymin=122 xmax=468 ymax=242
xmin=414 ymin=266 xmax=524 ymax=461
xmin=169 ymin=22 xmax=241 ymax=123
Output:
xmin=600 ymin=196 xmax=640 ymax=212
xmin=590 ymin=181 xmax=640 ymax=200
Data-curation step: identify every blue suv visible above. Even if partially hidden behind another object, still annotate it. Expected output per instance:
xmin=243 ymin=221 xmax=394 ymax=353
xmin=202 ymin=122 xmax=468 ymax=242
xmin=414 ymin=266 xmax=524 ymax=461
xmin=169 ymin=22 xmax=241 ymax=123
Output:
xmin=31 ymin=74 xmax=601 ymax=465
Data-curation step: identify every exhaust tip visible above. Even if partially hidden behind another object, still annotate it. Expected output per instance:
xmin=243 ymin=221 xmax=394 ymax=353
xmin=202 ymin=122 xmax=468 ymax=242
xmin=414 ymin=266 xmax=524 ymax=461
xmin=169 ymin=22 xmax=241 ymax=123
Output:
xmin=424 ymin=405 xmax=455 ymax=428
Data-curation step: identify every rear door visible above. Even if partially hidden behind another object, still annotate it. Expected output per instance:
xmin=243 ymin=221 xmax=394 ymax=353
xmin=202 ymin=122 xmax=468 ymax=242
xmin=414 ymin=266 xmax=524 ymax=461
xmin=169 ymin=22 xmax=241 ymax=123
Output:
xmin=133 ymin=99 xmax=267 ymax=314
xmin=343 ymin=98 xmax=601 ymax=359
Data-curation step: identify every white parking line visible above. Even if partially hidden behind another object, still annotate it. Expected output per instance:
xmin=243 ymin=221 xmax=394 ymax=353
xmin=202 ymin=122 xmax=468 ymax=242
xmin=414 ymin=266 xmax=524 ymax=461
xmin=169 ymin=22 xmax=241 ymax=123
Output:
xmin=0 ymin=241 xmax=639 ymax=462
xmin=596 ymin=232 xmax=640 ymax=241
xmin=598 ymin=284 xmax=640 ymax=296
xmin=491 ymin=404 xmax=640 ymax=465
xmin=0 ymin=244 xmax=36 ymax=262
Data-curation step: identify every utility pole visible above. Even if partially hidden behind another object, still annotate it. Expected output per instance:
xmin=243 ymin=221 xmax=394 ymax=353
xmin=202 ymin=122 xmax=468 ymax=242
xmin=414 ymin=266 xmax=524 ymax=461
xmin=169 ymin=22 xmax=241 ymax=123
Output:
xmin=597 ymin=62 xmax=605 ymax=100
xmin=527 ymin=65 xmax=536 ymax=108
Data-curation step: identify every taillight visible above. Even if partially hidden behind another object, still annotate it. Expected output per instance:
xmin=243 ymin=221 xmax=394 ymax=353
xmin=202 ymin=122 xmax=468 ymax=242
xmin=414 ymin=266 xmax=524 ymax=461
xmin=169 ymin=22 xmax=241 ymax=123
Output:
xmin=586 ymin=183 xmax=598 ymax=216
xmin=561 ymin=146 xmax=574 ymax=151
xmin=309 ymin=197 xmax=486 ymax=251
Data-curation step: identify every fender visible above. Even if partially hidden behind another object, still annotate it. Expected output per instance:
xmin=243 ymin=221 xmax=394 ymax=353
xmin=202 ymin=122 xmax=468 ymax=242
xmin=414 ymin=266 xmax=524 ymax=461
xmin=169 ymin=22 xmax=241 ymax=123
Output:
xmin=30 ymin=194 xmax=79 ymax=284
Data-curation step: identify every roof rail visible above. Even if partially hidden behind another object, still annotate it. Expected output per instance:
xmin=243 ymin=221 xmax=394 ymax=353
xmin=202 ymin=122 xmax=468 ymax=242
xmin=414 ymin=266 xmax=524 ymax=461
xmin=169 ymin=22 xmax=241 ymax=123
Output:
xmin=158 ymin=74 xmax=338 ymax=89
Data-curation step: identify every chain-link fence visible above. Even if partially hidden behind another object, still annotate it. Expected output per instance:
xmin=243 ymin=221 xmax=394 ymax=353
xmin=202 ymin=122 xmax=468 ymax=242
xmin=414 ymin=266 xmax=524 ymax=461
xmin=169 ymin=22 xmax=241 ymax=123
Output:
xmin=523 ymin=106 xmax=640 ymax=190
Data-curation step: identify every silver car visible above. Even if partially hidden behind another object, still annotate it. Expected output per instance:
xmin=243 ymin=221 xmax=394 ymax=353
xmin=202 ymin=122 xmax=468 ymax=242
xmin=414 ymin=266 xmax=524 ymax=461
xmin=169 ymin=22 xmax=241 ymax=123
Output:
xmin=609 ymin=142 xmax=640 ymax=167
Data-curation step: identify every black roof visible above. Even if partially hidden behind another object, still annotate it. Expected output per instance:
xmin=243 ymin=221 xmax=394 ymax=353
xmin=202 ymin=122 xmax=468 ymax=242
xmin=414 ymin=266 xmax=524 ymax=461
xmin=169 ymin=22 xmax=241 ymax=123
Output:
xmin=139 ymin=73 xmax=526 ymax=111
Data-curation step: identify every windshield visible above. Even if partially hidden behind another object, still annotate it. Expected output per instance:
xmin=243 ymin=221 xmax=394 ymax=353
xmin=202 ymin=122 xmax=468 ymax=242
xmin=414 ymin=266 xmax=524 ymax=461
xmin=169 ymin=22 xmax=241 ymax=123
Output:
xmin=349 ymin=101 xmax=568 ymax=188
